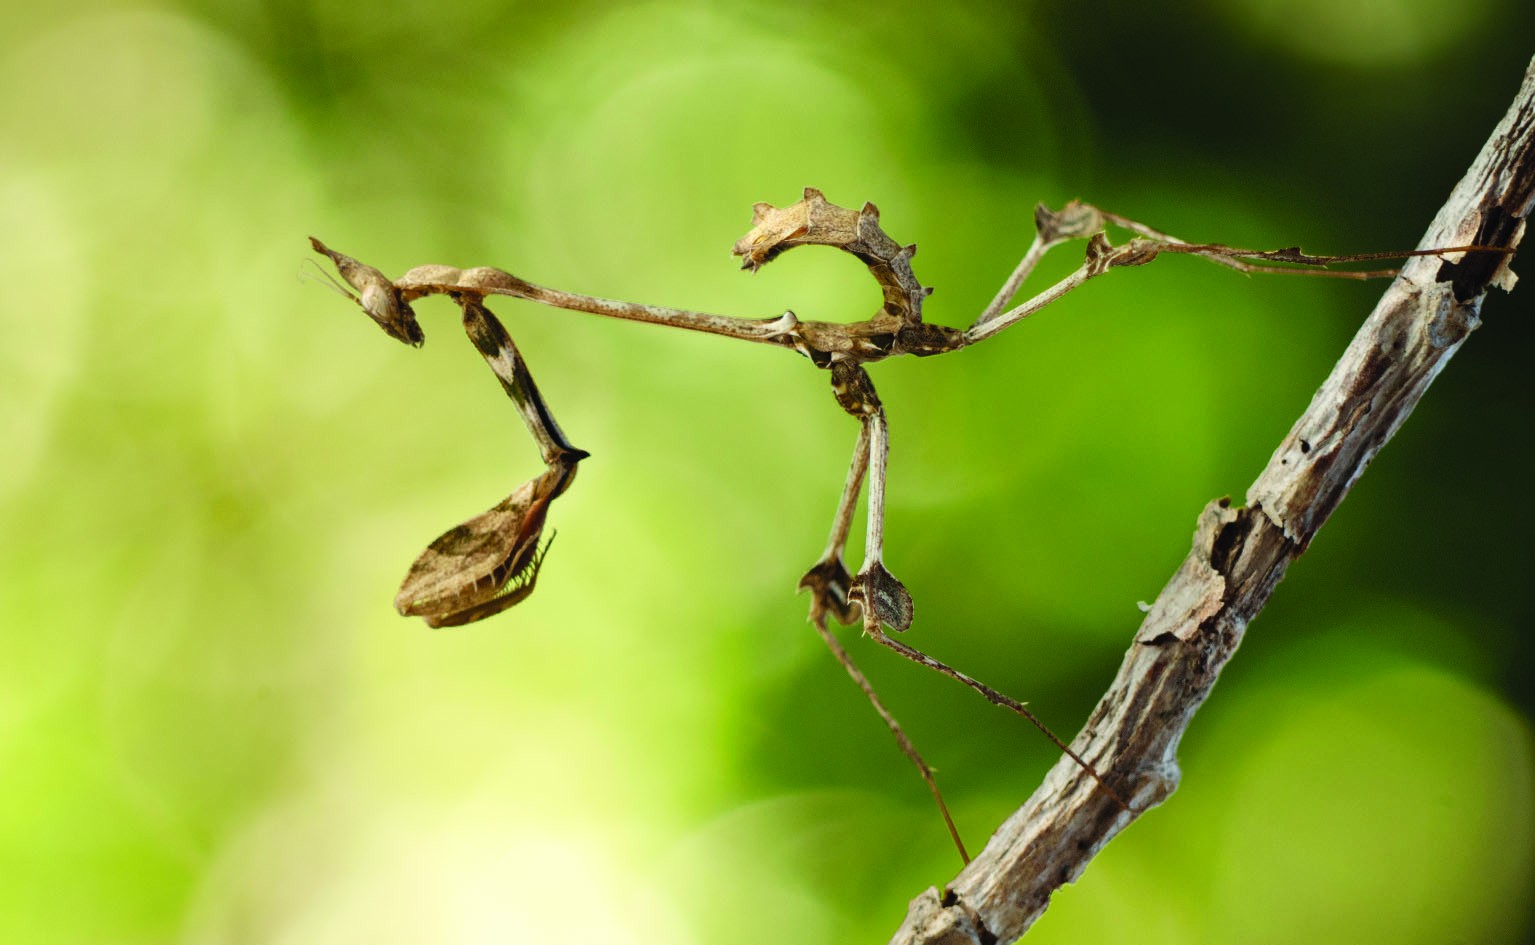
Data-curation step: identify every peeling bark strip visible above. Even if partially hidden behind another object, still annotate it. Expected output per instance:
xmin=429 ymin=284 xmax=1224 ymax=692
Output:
xmin=889 ymin=58 xmax=1534 ymax=945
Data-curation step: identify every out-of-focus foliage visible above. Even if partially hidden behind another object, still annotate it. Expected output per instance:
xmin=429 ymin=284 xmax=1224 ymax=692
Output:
xmin=1 ymin=1 xmax=1531 ymax=943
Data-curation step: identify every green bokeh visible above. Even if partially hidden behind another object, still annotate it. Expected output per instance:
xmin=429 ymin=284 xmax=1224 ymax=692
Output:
xmin=2 ymin=2 xmax=1531 ymax=943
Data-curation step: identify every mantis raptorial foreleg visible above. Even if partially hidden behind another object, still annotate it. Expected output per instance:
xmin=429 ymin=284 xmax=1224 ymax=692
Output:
xmin=308 ymin=236 xmax=592 ymax=628
xmin=338 ymin=284 xmax=589 ymax=629
xmin=388 ymin=297 xmax=589 ymax=628
xmin=458 ymin=296 xmax=588 ymax=468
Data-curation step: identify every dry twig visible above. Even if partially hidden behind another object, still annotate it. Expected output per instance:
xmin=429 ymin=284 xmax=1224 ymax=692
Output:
xmin=890 ymin=57 xmax=1532 ymax=945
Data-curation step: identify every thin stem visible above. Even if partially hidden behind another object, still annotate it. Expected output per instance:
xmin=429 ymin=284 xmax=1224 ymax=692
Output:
xmin=813 ymin=614 xmax=969 ymax=864
xmin=868 ymin=627 xmax=1132 ymax=812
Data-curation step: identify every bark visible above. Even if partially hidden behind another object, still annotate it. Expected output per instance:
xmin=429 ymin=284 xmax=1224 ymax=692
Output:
xmin=889 ymin=56 xmax=1535 ymax=945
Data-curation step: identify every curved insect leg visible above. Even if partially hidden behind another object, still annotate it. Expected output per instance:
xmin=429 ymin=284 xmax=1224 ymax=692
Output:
xmin=799 ymin=364 xmax=967 ymax=861
xmin=974 ymin=201 xmax=1112 ymax=327
xmin=965 ymin=201 xmax=1465 ymax=348
xmin=458 ymin=295 xmax=589 ymax=470
xmin=816 ymin=363 xmax=913 ymax=634
xmin=851 ymin=403 xmax=915 ymax=633
xmin=812 ymin=610 xmax=969 ymax=863
xmin=814 ymin=365 xmax=1133 ymax=807
xmin=395 ymin=296 xmax=588 ymax=627
xmin=965 ymin=201 xmax=1139 ymax=346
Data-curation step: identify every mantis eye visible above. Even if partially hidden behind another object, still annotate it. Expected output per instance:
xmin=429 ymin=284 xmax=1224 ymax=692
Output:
xmin=309 ymin=237 xmax=424 ymax=346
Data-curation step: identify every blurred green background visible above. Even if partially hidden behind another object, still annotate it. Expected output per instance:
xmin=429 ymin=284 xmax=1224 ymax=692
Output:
xmin=3 ymin=1 xmax=1532 ymax=942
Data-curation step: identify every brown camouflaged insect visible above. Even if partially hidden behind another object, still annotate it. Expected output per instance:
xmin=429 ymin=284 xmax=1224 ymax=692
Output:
xmin=311 ymin=189 xmax=1492 ymax=860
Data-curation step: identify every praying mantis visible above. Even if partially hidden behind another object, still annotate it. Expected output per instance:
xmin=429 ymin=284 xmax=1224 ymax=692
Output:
xmin=310 ymin=187 xmax=1490 ymax=860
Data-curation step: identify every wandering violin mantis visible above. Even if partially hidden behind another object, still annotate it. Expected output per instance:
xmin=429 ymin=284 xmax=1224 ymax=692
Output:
xmin=311 ymin=188 xmax=1494 ymax=860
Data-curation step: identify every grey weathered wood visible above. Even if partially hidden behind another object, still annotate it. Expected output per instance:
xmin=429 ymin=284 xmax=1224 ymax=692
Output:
xmin=890 ymin=56 xmax=1534 ymax=945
